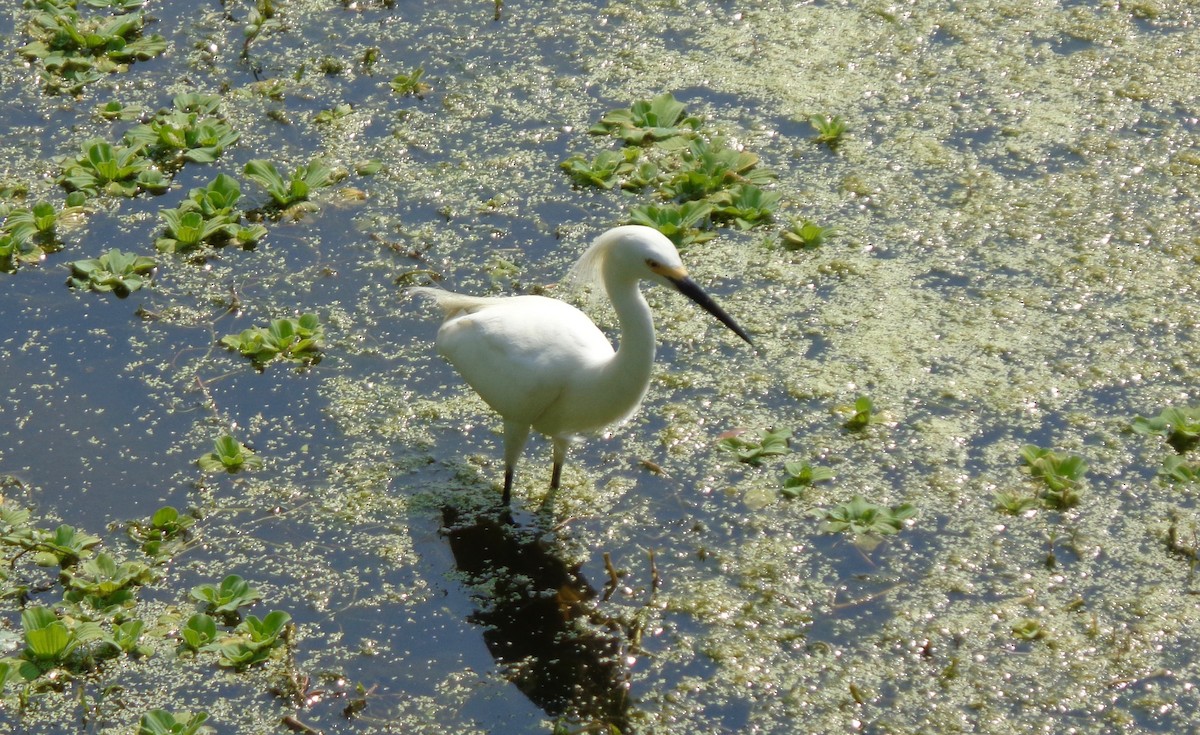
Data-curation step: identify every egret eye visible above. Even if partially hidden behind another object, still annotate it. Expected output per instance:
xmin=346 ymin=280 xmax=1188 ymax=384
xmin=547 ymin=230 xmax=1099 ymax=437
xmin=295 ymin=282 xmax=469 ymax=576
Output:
xmin=646 ymin=259 xmax=660 ymax=269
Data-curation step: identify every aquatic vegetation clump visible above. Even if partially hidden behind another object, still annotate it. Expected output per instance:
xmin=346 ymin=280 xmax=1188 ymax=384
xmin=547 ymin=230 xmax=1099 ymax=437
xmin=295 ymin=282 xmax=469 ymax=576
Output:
xmin=155 ymin=174 xmax=267 ymax=255
xmin=838 ymin=396 xmax=881 ymax=431
xmin=817 ymin=495 xmax=916 ymax=550
xmin=564 ymin=93 xmax=779 ymax=247
xmin=390 ymin=66 xmax=431 ymax=97
xmin=57 ymin=139 xmax=169 ymax=198
xmin=137 ymin=709 xmax=212 ymax=735
xmin=243 ymin=159 xmax=344 ymax=216
xmin=18 ymin=0 xmax=168 ymax=95
xmin=219 ymin=313 xmax=324 ymax=369
xmin=809 ymin=113 xmax=848 ymax=148
xmin=1019 ymin=445 xmax=1087 ymax=510
xmin=190 ymin=575 xmax=263 ymax=620
xmin=124 ymin=94 xmax=241 ymax=171
xmin=67 ymin=248 xmax=156 ymax=296
xmin=718 ymin=428 xmax=792 ymax=466
xmin=196 ymin=435 xmax=264 ymax=474
xmin=781 ymin=218 xmax=842 ymax=251
xmin=1132 ymin=405 xmax=1200 ymax=454
xmin=126 ymin=506 xmax=195 ymax=560
xmin=0 ymin=196 xmax=85 ymax=271
xmin=780 ymin=461 xmax=834 ymax=499
xmin=589 ymin=92 xmax=701 ymax=145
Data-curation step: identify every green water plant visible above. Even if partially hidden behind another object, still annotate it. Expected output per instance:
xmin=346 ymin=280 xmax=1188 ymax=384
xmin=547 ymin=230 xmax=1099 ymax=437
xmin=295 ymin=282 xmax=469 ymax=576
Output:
xmin=191 ymin=575 xmax=263 ymax=621
xmin=993 ymin=490 xmax=1041 ymax=515
xmin=718 ymin=428 xmax=792 ymax=466
xmin=1011 ymin=618 xmax=1047 ymax=642
xmin=137 ymin=709 xmax=213 ymax=735
xmin=817 ymin=495 xmax=916 ymax=550
xmin=156 ymin=174 xmax=266 ymax=254
xmin=590 ymin=92 xmax=701 ymax=145
xmin=67 ymin=248 xmax=156 ymax=296
xmin=1020 ymin=445 xmax=1086 ymax=509
xmin=196 ymin=435 xmax=263 ymax=474
xmin=180 ymin=614 xmax=219 ymax=653
xmin=213 ymin=611 xmax=292 ymax=670
xmin=25 ymin=524 xmax=102 ymax=568
xmin=57 ymin=139 xmax=167 ymax=198
xmin=243 ymin=158 xmax=342 ymax=214
xmin=1132 ymin=405 xmax=1200 ymax=454
xmin=63 ymin=551 xmax=155 ymax=612
xmin=560 ymin=148 xmax=642 ymax=190
xmin=626 ymin=201 xmax=715 ymax=248
xmin=780 ymin=461 xmax=834 ymax=499
xmin=125 ymin=94 xmax=240 ymax=169
xmin=839 ymin=396 xmax=880 ymax=431
xmin=0 ymin=197 xmax=85 ymax=270
xmin=390 ymin=66 xmax=431 ymax=97
xmin=662 ymin=139 xmax=773 ymax=202
xmin=127 ymin=506 xmax=196 ymax=559
xmin=220 ymin=313 xmax=324 ymax=369
xmin=6 ymin=605 xmax=128 ymax=683
xmin=810 ymin=114 xmax=848 ymax=147
xmin=782 ymin=219 xmax=841 ymax=251
xmin=710 ymin=184 xmax=780 ymax=230
xmin=18 ymin=1 xmax=168 ymax=95
xmin=1161 ymin=455 xmax=1200 ymax=484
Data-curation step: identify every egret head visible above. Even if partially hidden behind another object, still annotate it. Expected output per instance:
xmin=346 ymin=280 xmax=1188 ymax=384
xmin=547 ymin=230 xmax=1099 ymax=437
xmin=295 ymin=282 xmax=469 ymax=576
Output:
xmin=572 ymin=226 xmax=753 ymax=346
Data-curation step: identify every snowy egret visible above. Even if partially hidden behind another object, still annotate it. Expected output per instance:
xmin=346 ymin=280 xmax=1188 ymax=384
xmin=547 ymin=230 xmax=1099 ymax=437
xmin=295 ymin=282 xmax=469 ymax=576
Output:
xmin=411 ymin=225 xmax=752 ymax=505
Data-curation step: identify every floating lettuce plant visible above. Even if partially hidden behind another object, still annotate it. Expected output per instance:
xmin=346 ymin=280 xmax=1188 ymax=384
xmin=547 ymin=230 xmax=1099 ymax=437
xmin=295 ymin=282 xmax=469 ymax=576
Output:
xmin=57 ymin=139 xmax=168 ymax=198
xmin=710 ymin=184 xmax=780 ymax=230
xmin=390 ymin=66 xmax=431 ymax=97
xmin=190 ymin=574 xmax=262 ymax=619
xmin=156 ymin=175 xmax=266 ymax=254
xmin=1161 ymin=455 xmax=1200 ymax=484
xmin=137 ymin=710 xmax=212 ymax=735
xmin=18 ymin=1 xmax=168 ymax=95
xmin=810 ymin=113 xmax=848 ymax=147
xmin=589 ymin=92 xmax=701 ymax=145
xmin=1019 ymin=445 xmax=1086 ymax=510
xmin=127 ymin=506 xmax=195 ymax=559
xmin=661 ymin=139 xmax=773 ymax=202
xmin=560 ymin=149 xmax=641 ymax=190
xmin=67 ymin=249 xmax=156 ymax=296
xmin=626 ymin=201 xmax=716 ymax=249
xmin=0 ymin=197 xmax=86 ymax=270
xmin=63 ymin=552 xmax=155 ymax=611
xmin=214 ymin=611 xmax=292 ymax=670
xmin=839 ymin=396 xmax=881 ymax=431
xmin=1132 ymin=405 xmax=1200 ymax=454
xmin=125 ymin=94 xmax=240 ymax=169
xmin=196 ymin=435 xmax=263 ymax=474
xmin=782 ymin=219 xmax=841 ymax=251
xmin=220 ymin=313 xmax=324 ymax=369
xmin=718 ymin=428 xmax=792 ymax=466
xmin=817 ymin=495 xmax=916 ymax=550
xmin=780 ymin=461 xmax=834 ymax=499
xmin=566 ymin=94 xmax=779 ymax=245
xmin=243 ymin=158 xmax=343 ymax=214
xmin=180 ymin=614 xmax=219 ymax=653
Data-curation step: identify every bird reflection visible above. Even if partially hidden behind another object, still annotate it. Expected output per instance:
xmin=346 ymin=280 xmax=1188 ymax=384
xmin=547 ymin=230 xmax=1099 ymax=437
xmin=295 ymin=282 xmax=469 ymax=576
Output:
xmin=442 ymin=504 xmax=631 ymax=732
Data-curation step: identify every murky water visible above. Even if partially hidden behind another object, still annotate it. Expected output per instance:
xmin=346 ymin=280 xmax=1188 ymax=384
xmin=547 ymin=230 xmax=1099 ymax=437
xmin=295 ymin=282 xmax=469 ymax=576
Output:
xmin=2 ymin=0 xmax=1199 ymax=733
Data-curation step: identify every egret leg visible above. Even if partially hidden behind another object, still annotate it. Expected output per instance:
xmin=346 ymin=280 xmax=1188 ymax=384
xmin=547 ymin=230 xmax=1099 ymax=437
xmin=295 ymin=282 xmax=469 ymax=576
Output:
xmin=502 ymin=421 xmax=531 ymax=506
xmin=550 ymin=437 xmax=570 ymax=491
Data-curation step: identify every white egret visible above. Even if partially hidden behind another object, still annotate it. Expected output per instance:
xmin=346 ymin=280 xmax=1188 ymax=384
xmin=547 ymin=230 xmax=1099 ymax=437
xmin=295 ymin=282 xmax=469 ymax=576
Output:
xmin=411 ymin=225 xmax=752 ymax=505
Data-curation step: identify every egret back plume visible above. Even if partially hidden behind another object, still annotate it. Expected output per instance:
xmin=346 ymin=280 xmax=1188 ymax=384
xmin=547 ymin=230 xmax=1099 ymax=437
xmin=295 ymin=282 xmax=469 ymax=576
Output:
xmin=409 ymin=286 xmax=497 ymax=319
xmin=567 ymin=230 xmax=613 ymax=290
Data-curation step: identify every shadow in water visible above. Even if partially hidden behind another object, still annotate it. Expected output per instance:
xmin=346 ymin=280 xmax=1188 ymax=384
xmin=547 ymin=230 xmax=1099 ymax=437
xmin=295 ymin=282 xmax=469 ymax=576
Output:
xmin=442 ymin=501 xmax=631 ymax=732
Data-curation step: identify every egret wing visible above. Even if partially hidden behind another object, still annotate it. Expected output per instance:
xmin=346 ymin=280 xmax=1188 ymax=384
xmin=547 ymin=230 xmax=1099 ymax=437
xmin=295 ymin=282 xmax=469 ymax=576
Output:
xmin=435 ymin=295 xmax=613 ymax=426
